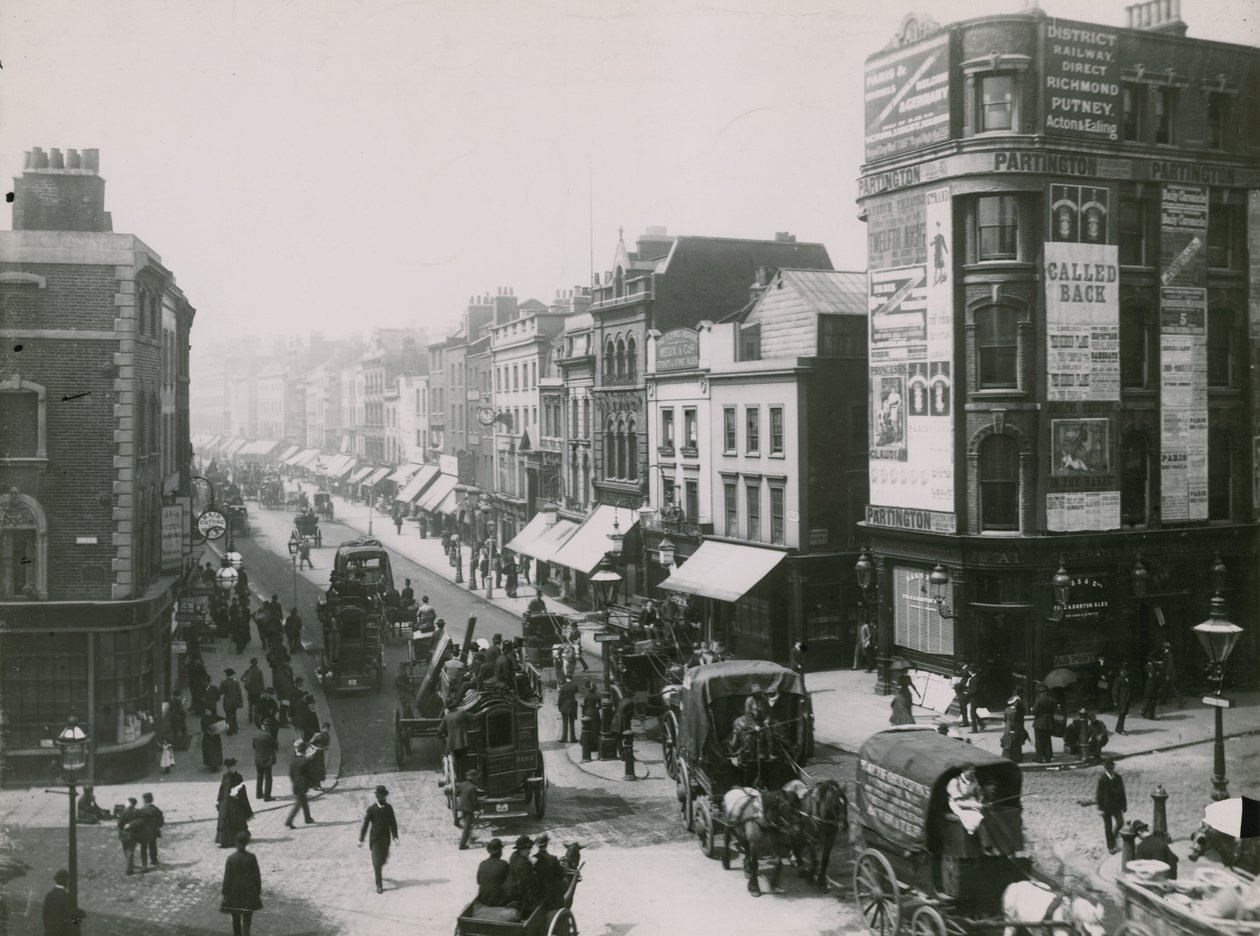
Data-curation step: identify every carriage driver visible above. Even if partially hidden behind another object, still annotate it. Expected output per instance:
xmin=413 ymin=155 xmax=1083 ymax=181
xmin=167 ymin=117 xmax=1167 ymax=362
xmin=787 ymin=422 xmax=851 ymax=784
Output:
xmin=946 ymin=763 xmax=998 ymax=854
xmin=726 ymin=688 xmax=777 ymax=787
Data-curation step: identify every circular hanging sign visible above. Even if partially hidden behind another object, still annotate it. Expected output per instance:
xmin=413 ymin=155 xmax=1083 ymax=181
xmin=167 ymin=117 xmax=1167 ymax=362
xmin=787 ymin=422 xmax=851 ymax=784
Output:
xmin=197 ymin=509 xmax=227 ymax=541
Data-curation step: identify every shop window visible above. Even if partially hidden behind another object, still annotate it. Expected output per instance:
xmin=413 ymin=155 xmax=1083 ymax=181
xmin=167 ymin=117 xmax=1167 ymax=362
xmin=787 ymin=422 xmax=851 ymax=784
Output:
xmin=95 ymin=628 xmax=155 ymax=745
xmin=1120 ymin=305 xmax=1152 ymax=389
xmin=1206 ymin=91 xmax=1231 ymax=149
xmin=1208 ymin=429 xmax=1233 ymax=521
xmin=683 ymin=408 xmax=698 ymax=452
xmin=724 ymin=479 xmax=738 ymax=533
xmin=1154 ymin=87 xmax=1176 ymax=144
xmin=745 ymin=407 xmax=760 ymax=454
xmin=978 ymin=74 xmax=1015 ymax=132
xmin=1121 ymin=84 xmax=1144 ymax=141
xmin=770 ymin=407 xmax=784 ymax=455
xmin=976 ymin=306 xmax=1018 ymax=389
xmin=1118 ymin=199 xmax=1149 ymax=266
xmin=1207 ymin=309 xmax=1234 ymax=388
xmin=0 ymin=632 xmax=89 ymax=749
xmin=769 ymin=486 xmax=785 ymax=545
xmin=723 ymin=407 xmax=737 ymax=453
xmin=976 ymin=196 xmax=1019 ymax=261
xmin=660 ymin=409 xmax=675 ymax=451
xmin=978 ymin=434 xmax=1019 ymax=531
xmin=746 ymin=482 xmax=761 ymax=541
xmin=1207 ymin=200 xmax=1240 ymax=270
xmin=1120 ymin=429 xmax=1154 ymax=526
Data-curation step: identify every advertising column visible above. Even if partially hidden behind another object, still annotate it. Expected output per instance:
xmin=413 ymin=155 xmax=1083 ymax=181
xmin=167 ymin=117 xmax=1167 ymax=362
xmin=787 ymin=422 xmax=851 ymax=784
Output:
xmin=1158 ymin=184 xmax=1209 ymax=522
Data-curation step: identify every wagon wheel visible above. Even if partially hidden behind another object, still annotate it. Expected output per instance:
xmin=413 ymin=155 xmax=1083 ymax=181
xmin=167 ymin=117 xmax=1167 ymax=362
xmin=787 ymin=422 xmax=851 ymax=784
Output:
xmin=546 ymin=908 xmax=577 ymax=936
xmin=909 ymin=905 xmax=946 ymax=936
xmin=533 ymin=751 xmax=548 ymax=820
xmin=854 ymin=849 xmax=901 ymax=936
xmin=660 ymin=709 xmax=679 ymax=780
xmin=696 ymin=798 xmax=719 ymax=859
xmin=443 ymin=756 xmax=459 ymax=825
xmin=1113 ymin=925 xmax=1155 ymax=936
xmin=394 ymin=710 xmax=406 ymax=769
xmin=676 ymin=760 xmax=695 ymax=832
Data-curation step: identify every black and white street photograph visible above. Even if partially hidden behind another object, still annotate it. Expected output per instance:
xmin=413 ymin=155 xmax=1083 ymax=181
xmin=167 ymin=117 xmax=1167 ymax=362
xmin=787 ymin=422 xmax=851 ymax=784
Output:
xmin=1 ymin=1 xmax=1258 ymax=934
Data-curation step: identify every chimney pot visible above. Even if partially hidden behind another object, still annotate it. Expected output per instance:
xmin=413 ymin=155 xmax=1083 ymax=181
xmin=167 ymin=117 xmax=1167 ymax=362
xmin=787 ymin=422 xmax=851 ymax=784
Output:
xmin=49 ymin=148 xmax=64 ymax=169
xmin=83 ymin=149 xmax=99 ymax=172
xmin=66 ymin=149 xmax=81 ymax=169
xmin=23 ymin=150 xmax=32 ymax=170
xmin=32 ymin=147 xmax=49 ymax=169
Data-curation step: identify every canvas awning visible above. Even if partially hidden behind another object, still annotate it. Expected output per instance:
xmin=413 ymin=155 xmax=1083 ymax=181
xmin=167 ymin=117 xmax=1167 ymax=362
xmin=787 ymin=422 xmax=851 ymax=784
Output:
xmin=504 ymin=512 xmax=551 ymax=557
xmin=396 ymin=465 xmax=439 ymax=503
xmin=658 ymin=540 xmax=787 ymax=603
xmin=239 ymin=439 xmax=280 ymax=457
xmin=433 ymin=488 xmax=460 ymax=516
xmin=387 ymin=464 xmax=420 ymax=485
xmin=323 ymin=454 xmax=358 ymax=479
xmin=549 ymin=504 xmax=637 ymax=576
xmin=347 ymin=465 xmax=374 ymax=485
xmin=286 ymin=447 xmax=318 ymax=467
xmin=222 ymin=438 xmax=248 ymax=457
xmin=363 ymin=466 xmax=392 ymax=487
xmin=201 ymin=435 xmax=222 ymax=452
xmin=512 ymin=516 xmax=578 ymax=562
xmin=277 ymin=445 xmax=300 ymax=463
xmin=191 ymin=433 xmax=213 ymax=448
xmin=416 ymin=473 xmax=458 ymax=512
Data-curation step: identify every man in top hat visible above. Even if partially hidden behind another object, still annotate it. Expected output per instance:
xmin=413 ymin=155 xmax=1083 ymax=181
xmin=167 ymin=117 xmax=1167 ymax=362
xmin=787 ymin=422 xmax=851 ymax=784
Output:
xmin=1096 ymin=758 xmax=1127 ymax=854
xmin=359 ymin=785 xmax=400 ymax=894
xmin=221 ymin=668 xmax=243 ymax=735
xmin=284 ymin=742 xmax=315 ymax=829
xmin=1031 ymin=682 xmax=1056 ymax=763
xmin=506 ymin=835 xmax=540 ymax=915
xmin=1000 ymin=692 xmax=1028 ymax=763
xmin=532 ymin=832 xmax=565 ymax=912
xmin=454 ymin=768 xmax=481 ymax=850
xmin=1160 ymin=640 xmax=1183 ymax=708
xmin=476 ymin=838 xmax=510 ymax=906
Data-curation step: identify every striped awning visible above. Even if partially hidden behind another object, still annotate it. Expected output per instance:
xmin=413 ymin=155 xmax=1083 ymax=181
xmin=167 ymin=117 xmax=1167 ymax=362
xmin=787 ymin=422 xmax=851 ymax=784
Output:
xmin=658 ymin=540 xmax=787 ymax=603
xmin=396 ymin=465 xmax=439 ymax=503
xmin=348 ymin=465 xmax=374 ymax=485
xmin=387 ymin=464 xmax=420 ymax=485
xmin=416 ymin=473 xmax=458 ymax=512
xmin=363 ymin=466 xmax=391 ymax=487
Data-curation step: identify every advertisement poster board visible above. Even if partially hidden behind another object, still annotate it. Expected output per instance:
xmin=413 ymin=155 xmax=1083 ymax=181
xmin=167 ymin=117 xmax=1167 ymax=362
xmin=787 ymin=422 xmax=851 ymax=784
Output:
xmin=1042 ymin=20 xmax=1121 ymax=142
xmin=864 ymin=33 xmax=950 ymax=161
xmin=1044 ymin=241 xmax=1120 ymax=402
xmin=1046 ymin=491 xmax=1121 ymax=532
xmin=161 ymin=504 xmax=185 ymax=572
xmin=1160 ymin=286 xmax=1208 ymax=521
xmin=868 ymin=186 xmax=954 ymax=522
xmin=1050 ymin=418 xmax=1111 ymax=477
xmin=1160 ymin=184 xmax=1208 ymax=287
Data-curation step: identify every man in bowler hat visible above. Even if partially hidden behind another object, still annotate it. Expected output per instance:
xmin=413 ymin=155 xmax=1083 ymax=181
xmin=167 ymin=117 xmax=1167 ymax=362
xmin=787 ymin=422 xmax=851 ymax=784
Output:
xmin=359 ymin=785 xmax=399 ymax=893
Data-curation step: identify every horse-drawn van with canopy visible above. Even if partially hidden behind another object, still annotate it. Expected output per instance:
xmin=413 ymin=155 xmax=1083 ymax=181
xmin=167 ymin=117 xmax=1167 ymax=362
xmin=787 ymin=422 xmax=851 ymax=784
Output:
xmin=852 ymin=728 xmax=1103 ymax=936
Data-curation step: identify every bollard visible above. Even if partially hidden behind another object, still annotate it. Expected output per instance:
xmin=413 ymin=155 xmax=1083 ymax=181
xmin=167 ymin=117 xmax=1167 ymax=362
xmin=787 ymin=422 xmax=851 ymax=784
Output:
xmin=621 ymin=729 xmax=636 ymax=780
xmin=1151 ymin=784 xmax=1168 ymax=838
xmin=599 ymin=695 xmax=619 ymax=760
xmin=580 ymin=716 xmax=594 ymax=762
xmin=1119 ymin=822 xmax=1139 ymax=870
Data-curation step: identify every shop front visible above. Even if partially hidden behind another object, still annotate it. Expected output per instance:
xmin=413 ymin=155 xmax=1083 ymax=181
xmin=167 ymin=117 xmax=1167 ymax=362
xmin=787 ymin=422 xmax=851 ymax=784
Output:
xmin=548 ymin=504 xmax=639 ymax=608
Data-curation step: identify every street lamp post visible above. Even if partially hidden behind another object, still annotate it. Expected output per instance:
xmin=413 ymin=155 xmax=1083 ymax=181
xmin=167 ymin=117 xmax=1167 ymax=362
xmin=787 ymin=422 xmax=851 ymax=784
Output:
xmin=55 ymin=716 xmax=89 ymax=914
xmin=465 ymin=487 xmax=482 ymax=591
xmin=1193 ymin=577 xmax=1243 ymax=802
xmin=854 ymin=548 xmax=880 ymax=678
xmin=451 ymin=533 xmax=463 ymax=584
xmin=287 ymin=532 xmax=300 ymax=609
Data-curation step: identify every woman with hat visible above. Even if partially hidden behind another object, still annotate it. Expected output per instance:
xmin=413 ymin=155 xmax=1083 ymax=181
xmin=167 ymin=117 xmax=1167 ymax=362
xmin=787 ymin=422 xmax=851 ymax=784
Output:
xmin=305 ymin=721 xmax=331 ymax=790
xmin=358 ymin=785 xmax=399 ymax=894
xmin=215 ymin=758 xmax=254 ymax=848
xmin=1001 ymin=692 xmax=1028 ymax=763
xmin=201 ymin=709 xmax=225 ymax=772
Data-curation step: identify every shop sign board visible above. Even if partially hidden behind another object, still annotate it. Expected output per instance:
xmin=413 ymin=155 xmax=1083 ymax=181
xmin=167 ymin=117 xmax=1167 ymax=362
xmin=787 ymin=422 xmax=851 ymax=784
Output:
xmin=1044 ymin=241 xmax=1120 ymax=402
xmin=865 ymin=505 xmax=957 ymax=534
xmin=1159 ymin=286 xmax=1209 ymax=521
xmin=1042 ymin=20 xmax=1121 ymax=142
xmin=656 ymin=328 xmax=699 ymax=372
xmin=864 ymin=32 xmax=950 ymax=161
xmin=1159 ymin=184 xmax=1208 ymax=288
xmin=161 ymin=504 xmax=185 ymax=573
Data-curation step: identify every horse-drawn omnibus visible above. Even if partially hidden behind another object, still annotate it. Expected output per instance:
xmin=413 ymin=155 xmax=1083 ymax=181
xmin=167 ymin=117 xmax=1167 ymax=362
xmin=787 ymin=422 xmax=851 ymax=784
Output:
xmin=332 ymin=538 xmax=394 ymax=597
xmin=315 ymin=594 xmax=385 ymax=693
xmin=851 ymin=727 xmax=1104 ymax=936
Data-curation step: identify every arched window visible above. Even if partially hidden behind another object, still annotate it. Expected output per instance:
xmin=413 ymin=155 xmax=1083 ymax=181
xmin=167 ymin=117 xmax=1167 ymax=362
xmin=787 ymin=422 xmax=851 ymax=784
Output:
xmin=582 ymin=399 xmax=591 ymax=441
xmin=978 ymin=434 xmax=1019 ymax=531
xmin=604 ymin=420 xmax=616 ymax=479
xmin=0 ymin=489 xmax=48 ymax=599
xmin=976 ymin=306 xmax=1017 ymax=388
xmin=615 ymin=338 xmax=626 ymax=379
xmin=615 ymin=417 xmax=627 ymax=479
xmin=604 ymin=339 xmax=616 ymax=380
xmin=626 ymin=418 xmax=638 ymax=481
xmin=1120 ymin=428 xmax=1153 ymax=526
xmin=626 ymin=336 xmax=637 ymax=382
xmin=1208 ymin=428 xmax=1233 ymax=521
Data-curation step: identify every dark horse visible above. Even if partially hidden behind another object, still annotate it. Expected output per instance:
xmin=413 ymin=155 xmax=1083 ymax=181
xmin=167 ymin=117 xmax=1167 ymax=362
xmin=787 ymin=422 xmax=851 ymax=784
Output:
xmin=1188 ymin=821 xmax=1260 ymax=875
xmin=722 ymin=787 xmax=796 ymax=897
xmin=785 ymin=779 xmax=849 ymax=889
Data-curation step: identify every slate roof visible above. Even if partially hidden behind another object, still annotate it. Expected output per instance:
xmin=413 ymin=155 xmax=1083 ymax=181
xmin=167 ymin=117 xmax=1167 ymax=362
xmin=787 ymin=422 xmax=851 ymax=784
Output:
xmin=777 ymin=269 xmax=866 ymax=315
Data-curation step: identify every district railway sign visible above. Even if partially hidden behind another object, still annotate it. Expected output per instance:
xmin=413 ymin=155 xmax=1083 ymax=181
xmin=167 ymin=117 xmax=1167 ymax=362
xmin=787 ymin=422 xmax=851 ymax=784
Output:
xmin=196 ymin=509 xmax=227 ymax=541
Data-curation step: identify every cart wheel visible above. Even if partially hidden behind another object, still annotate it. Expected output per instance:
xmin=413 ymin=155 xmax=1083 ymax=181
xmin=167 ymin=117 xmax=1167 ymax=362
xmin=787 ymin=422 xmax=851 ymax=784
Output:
xmin=443 ymin=756 xmax=459 ymax=825
xmin=909 ymin=905 xmax=946 ymax=936
xmin=696 ymin=798 xmax=719 ymax=859
xmin=394 ymin=710 xmax=405 ymax=769
xmin=854 ymin=849 xmax=901 ymax=936
xmin=1114 ymin=925 xmax=1156 ymax=936
xmin=546 ymin=908 xmax=577 ymax=936
xmin=676 ymin=760 xmax=694 ymax=832
xmin=533 ymin=752 xmax=547 ymax=820
xmin=661 ymin=710 xmax=679 ymax=781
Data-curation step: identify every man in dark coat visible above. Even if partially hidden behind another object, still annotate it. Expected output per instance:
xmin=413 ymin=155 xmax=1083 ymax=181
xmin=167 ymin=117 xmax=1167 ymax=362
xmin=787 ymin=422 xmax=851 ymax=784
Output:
xmin=284 ymin=744 xmax=315 ymax=828
xmin=42 ymin=869 xmax=81 ymax=936
xmin=168 ymin=692 xmax=188 ymax=748
xmin=118 ymin=796 xmax=141 ymax=874
xmin=1001 ymin=693 xmax=1028 ymax=763
xmin=221 ymin=831 xmax=262 ymax=936
xmin=1141 ymin=653 xmax=1161 ymax=720
xmin=252 ymin=724 xmax=278 ymax=801
xmin=1032 ymin=683 xmax=1056 ymax=763
xmin=557 ymin=676 xmax=578 ymax=743
xmin=532 ymin=832 xmax=565 ymax=911
xmin=1096 ymin=758 xmax=1127 ymax=854
xmin=440 ymin=706 xmax=470 ymax=780
xmin=255 ymin=690 xmax=279 ymax=737
xmin=455 ymin=768 xmax=481 ymax=850
xmin=477 ymin=838 xmax=510 ymax=906
xmin=284 ymin=609 xmax=304 ymax=654
xmin=359 ymin=785 xmax=400 ymax=894
xmin=506 ymin=835 xmax=540 ymax=914
xmin=241 ymin=659 xmax=265 ymax=726
xmin=221 ymin=669 xmax=243 ymax=735
xmin=1112 ymin=663 xmax=1133 ymax=735
xmin=1132 ymin=820 xmax=1180 ymax=878
xmin=964 ymin=665 xmax=985 ymax=732
xmin=135 ymin=792 xmax=163 ymax=868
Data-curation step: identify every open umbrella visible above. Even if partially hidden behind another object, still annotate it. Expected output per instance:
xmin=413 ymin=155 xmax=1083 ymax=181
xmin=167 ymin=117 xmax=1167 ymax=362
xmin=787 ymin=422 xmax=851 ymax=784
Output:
xmin=888 ymin=658 xmax=912 ymax=672
xmin=1042 ymin=667 xmax=1078 ymax=690
xmin=1204 ymin=796 xmax=1260 ymax=839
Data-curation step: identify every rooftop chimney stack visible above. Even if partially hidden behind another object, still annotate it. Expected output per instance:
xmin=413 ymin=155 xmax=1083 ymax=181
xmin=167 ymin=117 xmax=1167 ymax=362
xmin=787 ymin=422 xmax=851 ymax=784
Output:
xmin=775 ymin=232 xmax=797 ymax=243
xmin=1125 ymin=0 xmax=1187 ymax=35
xmin=12 ymin=145 xmax=111 ymax=232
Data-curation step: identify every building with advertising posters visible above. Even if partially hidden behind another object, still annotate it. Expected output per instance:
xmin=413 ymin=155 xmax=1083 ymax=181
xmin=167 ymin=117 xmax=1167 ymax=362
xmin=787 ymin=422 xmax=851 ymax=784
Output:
xmin=0 ymin=148 xmax=196 ymax=783
xmin=856 ymin=5 xmax=1259 ymax=710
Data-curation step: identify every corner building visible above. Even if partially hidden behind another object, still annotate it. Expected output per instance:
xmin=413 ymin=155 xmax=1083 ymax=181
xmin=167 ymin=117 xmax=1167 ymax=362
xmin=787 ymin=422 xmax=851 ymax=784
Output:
xmin=856 ymin=6 xmax=1260 ymax=708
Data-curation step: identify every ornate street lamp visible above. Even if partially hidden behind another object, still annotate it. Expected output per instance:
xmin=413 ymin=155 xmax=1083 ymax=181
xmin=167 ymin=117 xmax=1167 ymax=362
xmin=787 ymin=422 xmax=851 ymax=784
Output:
xmin=541 ymin=498 xmax=560 ymax=528
xmin=287 ymin=532 xmax=300 ymax=609
xmin=226 ymin=549 xmax=244 ymax=570
xmin=928 ymin=563 xmax=957 ymax=620
xmin=450 ymin=532 xmax=463 ymax=584
xmin=591 ymin=554 xmax=623 ymax=608
xmin=1047 ymin=558 xmax=1073 ymax=622
xmin=607 ymin=515 xmax=625 ymax=557
xmin=1193 ymin=589 xmax=1243 ymax=801
xmin=657 ymin=537 xmax=676 ymax=568
xmin=55 ymin=716 xmax=89 ymax=912
xmin=1131 ymin=556 xmax=1149 ymax=599
xmin=215 ymin=555 xmax=239 ymax=593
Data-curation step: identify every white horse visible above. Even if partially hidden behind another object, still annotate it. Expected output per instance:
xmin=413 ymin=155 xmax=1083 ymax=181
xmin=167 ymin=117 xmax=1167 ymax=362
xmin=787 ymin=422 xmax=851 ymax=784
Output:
xmin=1001 ymin=881 xmax=1106 ymax=936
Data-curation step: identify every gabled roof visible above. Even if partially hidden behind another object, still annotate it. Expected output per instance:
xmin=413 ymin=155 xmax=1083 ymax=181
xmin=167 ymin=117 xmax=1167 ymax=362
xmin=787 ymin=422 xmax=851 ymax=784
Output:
xmin=774 ymin=269 xmax=867 ymax=315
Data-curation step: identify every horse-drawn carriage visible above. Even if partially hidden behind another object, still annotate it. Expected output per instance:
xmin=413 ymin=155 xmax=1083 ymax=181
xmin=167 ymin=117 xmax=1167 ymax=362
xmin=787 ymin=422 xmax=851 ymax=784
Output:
xmin=521 ymin=612 xmax=568 ymax=668
xmin=315 ymin=594 xmax=385 ymax=692
xmin=225 ymin=503 xmax=250 ymax=536
xmin=313 ymin=489 xmax=334 ymax=521
xmin=1115 ymin=865 xmax=1260 ymax=936
xmin=452 ymin=842 xmax=584 ymax=936
xmin=851 ymin=728 xmax=1104 ymax=936
xmin=294 ymin=509 xmax=322 ymax=547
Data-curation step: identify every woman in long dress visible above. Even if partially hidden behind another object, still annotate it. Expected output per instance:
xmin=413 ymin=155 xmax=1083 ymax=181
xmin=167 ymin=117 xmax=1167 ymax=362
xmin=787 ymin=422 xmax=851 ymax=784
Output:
xmin=215 ymin=758 xmax=254 ymax=847
xmin=889 ymin=684 xmax=915 ymax=725
xmin=201 ymin=712 xmax=224 ymax=772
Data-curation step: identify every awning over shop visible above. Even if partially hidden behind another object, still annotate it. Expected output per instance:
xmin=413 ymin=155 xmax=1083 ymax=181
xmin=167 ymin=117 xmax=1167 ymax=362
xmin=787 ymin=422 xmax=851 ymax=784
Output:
xmin=222 ymin=438 xmax=248 ymax=457
xmin=396 ymin=465 xmax=439 ymax=503
xmin=387 ymin=464 xmax=420 ymax=485
xmin=347 ymin=465 xmax=374 ymax=485
xmin=433 ymin=488 xmax=460 ymax=516
xmin=239 ymin=439 xmax=280 ymax=457
xmin=277 ymin=445 xmax=300 ymax=463
xmin=288 ymin=448 xmax=321 ymax=468
xmin=520 ymin=517 xmax=578 ymax=563
xmin=549 ymin=504 xmax=638 ymax=576
xmin=323 ymin=454 xmax=358 ymax=479
xmin=504 ymin=512 xmax=552 ymax=557
xmin=191 ymin=433 xmax=213 ymax=449
xmin=416 ymin=473 xmax=458 ymax=512
xmin=201 ymin=435 xmax=222 ymax=452
xmin=658 ymin=540 xmax=787 ymax=603
xmin=363 ymin=466 xmax=392 ymax=487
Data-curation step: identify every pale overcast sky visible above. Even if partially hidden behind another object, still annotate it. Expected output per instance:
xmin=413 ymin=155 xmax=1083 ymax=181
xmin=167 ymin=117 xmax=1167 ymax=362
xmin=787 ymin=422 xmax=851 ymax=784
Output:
xmin=3 ymin=0 xmax=1256 ymax=351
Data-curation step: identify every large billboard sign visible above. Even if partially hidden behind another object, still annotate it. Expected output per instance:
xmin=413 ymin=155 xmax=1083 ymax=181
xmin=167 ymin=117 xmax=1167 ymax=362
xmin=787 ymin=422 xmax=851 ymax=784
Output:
xmin=868 ymin=186 xmax=954 ymax=525
xmin=864 ymin=33 xmax=950 ymax=162
xmin=1044 ymin=241 xmax=1120 ymax=402
xmin=1042 ymin=20 xmax=1121 ymax=142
